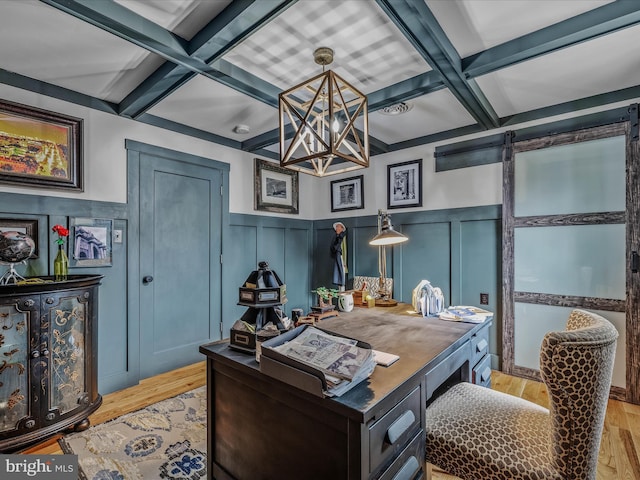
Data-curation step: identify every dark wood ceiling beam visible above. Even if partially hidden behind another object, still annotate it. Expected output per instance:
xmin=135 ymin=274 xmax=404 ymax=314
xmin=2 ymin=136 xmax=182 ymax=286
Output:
xmin=119 ymin=0 xmax=296 ymax=118
xmin=463 ymin=1 xmax=640 ymax=79
xmin=40 ymin=0 xmax=297 ymax=118
xmin=40 ymin=0 xmax=193 ymax=69
xmin=375 ymin=0 xmax=500 ymax=130
xmin=367 ymin=71 xmax=445 ymax=111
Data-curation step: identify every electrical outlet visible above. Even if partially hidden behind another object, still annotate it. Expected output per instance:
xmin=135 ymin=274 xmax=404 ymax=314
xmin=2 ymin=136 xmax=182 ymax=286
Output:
xmin=113 ymin=230 xmax=123 ymax=243
xmin=480 ymin=293 xmax=489 ymax=305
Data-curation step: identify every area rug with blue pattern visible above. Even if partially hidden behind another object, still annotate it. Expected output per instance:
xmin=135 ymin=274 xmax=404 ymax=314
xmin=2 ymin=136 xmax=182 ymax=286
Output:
xmin=59 ymin=387 xmax=207 ymax=480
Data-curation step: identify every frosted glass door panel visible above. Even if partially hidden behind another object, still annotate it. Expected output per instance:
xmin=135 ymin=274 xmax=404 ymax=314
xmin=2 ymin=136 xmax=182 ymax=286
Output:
xmin=514 ymin=224 xmax=624 ymax=299
xmin=514 ymin=303 xmax=626 ymax=388
xmin=514 ymin=136 xmax=625 ymax=217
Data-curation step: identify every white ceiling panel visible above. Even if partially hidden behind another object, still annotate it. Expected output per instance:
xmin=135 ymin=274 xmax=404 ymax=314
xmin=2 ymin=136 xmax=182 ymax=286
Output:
xmin=224 ymin=0 xmax=431 ymax=94
xmin=429 ymin=0 xmax=614 ymax=58
xmin=0 ymin=0 xmax=164 ymax=103
xmin=1 ymin=0 xmax=638 ymax=161
xmin=147 ymin=75 xmax=278 ymax=141
xmin=114 ymin=0 xmax=232 ymax=40
xmin=476 ymin=22 xmax=640 ymax=117
xmin=366 ymin=90 xmax=476 ymax=144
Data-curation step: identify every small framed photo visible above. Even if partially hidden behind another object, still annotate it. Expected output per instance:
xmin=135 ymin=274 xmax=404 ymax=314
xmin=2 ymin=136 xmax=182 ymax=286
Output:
xmin=387 ymin=159 xmax=422 ymax=209
xmin=0 ymin=218 xmax=39 ymax=258
xmin=0 ymin=99 xmax=83 ymax=191
xmin=70 ymin=218 xmax=112 ymax=267
xmin=255 ymin=158 xmax=299 ymax=214
xmin=331 ymin=175 xmax=364 ymax=212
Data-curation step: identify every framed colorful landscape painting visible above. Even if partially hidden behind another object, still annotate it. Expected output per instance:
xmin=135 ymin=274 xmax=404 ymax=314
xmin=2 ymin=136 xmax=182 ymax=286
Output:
xmin=0 ymin=99 xmax=83 ymax=191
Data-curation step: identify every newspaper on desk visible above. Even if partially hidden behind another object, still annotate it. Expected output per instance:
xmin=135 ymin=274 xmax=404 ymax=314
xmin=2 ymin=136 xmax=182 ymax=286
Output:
xmin=439 ymin=306 xmax=493 ymax=323
xmin=272 ymin=326 xmax=376 ymax=397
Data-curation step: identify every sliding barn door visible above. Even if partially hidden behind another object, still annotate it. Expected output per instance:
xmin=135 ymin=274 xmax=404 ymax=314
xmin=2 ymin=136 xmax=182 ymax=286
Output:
xmin=503 ymin=122 xmax=638 ymax=402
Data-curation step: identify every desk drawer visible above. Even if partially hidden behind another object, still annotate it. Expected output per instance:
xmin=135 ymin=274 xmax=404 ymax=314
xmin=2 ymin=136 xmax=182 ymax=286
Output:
xmin=470 ymin=325 xmax=489 ymax=367
xmin=369 ymin=386 xmax=422 ymax=474
xmin=473 ymin=352 xmax=492 ymax=388
xmin=378 ymin=431 xmax=424 ymax=480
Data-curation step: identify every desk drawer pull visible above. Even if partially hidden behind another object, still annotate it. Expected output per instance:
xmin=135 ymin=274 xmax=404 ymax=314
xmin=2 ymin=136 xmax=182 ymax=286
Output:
xmin=475 ymin=338 xmax=488 ymax=353
xmin=386 ymin=410 xmax=415 ymax=445
xmin=392 ymin=456 xmax=420 ymax=480
xmin=481 ymin=366 xmax=492 ymax=383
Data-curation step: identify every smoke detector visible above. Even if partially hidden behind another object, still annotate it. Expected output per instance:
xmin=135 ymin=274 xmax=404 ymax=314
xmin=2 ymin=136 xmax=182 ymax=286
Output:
xmin=233 ymin=124 xmax=250 ymax=134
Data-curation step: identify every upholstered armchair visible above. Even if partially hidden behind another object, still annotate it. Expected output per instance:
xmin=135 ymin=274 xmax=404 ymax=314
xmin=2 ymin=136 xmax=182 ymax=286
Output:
xmin=425 ymin=309 xmax=618 ymax=480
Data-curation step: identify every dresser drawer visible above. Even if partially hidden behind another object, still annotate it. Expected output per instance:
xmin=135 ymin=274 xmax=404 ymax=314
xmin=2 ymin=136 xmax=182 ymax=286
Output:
xmin=369 ymin=386 xmax=422 ymax=474
xmin=470 ymin=325 xmax=489 ymax=367
xmin=378 ymin=431 xmax=424 ymax=480
xmin=472 ymin=352 xmax=492 ymax=388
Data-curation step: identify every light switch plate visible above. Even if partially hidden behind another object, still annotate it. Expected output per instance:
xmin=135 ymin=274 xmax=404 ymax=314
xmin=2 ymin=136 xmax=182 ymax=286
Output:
xmin=113 ymin=230 xmax=123 ymax=243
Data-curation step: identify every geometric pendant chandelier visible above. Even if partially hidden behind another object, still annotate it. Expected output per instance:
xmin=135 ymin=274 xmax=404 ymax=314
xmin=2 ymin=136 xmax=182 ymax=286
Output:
xmin=279 ymin=47 xmax=369 ymax=177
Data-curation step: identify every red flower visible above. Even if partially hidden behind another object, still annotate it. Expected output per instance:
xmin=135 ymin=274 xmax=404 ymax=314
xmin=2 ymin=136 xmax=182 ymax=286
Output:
xmin=52 ymin=224 xmax=69 ymax=245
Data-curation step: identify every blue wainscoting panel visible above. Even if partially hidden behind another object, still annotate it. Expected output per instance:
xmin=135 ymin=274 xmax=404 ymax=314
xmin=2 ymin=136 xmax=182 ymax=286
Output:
xmin=226 ymin=213 xmax=313 ymax=333
xmin=285 ymin=227 xmax=311 ymax=313
xmin=399 ymin=222 xmax=452 ymax=305
xmin=460 ymin=219 xmax=501 ymax=367
xmin=223 ymin=222 xmax=258 ymax=337
xmin=261 ymin=226 xmax=286 ymax=276
xmin=352 ymin=224 xmax=380 ymax=280
xmin=312 ymin=206 xmax=502 ymax=366
xmin=0 ymin=192 xmax=130 ymax=395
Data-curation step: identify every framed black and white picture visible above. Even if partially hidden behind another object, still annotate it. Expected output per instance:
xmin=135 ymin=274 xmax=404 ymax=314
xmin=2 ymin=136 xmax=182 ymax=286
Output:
xmin=387 ymin=159 xmax=422 ymax=209
xmin=255 ymin=158 xmax=299 ymax=214
xmin=0 ymin=218 xmax=39 ymax=258
xmin=330 ymin=175 xmax=364 ymax=212
xmin=70 ymin=217 xmax=112 ymax=267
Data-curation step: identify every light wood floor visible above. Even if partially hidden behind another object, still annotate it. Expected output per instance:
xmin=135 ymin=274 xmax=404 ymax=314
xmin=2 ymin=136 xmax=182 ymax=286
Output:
xmin=22 ymin=361 xmax=207 ymax=455
xmin=24 ymin=364 xmax=640 ymax=480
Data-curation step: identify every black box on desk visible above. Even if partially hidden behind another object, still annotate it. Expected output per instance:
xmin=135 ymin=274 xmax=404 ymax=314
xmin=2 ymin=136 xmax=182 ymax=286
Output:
xmin=259 ymin=325 xmax=371 ymax=398
xmin=229 ymin=328 xmax=256 ymax=354
xmin=238 ymin=284 xmax=287 ymax=306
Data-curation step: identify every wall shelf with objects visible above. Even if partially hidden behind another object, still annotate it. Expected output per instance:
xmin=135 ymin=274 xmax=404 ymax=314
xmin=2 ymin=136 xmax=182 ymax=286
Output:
xmin=0 ymin=275 xmax=102 ymax=452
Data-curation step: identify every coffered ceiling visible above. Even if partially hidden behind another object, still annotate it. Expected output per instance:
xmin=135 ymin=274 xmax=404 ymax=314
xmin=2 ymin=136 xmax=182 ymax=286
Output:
xmin=1 ymin=0 xmax=639 ymax=162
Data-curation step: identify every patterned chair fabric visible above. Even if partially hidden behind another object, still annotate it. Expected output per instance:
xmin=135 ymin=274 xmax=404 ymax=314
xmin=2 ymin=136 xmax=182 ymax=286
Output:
xmin=352 ymin=275 xmax=392 ymax=299
xmin=425 ymin=309 xmax=618 ymax=480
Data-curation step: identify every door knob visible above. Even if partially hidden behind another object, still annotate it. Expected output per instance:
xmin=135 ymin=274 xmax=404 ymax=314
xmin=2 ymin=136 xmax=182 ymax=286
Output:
xmin=142 ymin=275 xmax=154 ymax=285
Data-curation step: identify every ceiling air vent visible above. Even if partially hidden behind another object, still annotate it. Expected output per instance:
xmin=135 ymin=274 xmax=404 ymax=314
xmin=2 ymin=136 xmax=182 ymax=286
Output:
xmin=379 ymin=102 xmax=413 ymax=116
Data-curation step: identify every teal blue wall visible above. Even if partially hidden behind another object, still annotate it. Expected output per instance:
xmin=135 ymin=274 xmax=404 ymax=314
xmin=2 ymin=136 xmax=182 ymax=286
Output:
xmin=313 ymin=205 xmax=502 ymax=367
xmin=0 ymin=193 xmax=130 ymax=394
xmin=1 ymin=191 xmax=501 ymax=394
xmin=0 ymin=191 xmax=315 ymax=395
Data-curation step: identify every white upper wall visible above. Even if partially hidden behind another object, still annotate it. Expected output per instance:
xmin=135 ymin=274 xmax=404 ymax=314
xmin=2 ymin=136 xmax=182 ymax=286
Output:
xmin=1 ymin=83 xmax=637 ymax=220
xmin=0 ymin=83 xmax=318 ymax=218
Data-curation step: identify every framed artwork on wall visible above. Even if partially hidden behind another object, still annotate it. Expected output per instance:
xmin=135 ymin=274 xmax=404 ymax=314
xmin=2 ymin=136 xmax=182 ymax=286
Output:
xmin=70 ymin=218 xmax=112 ymax=267
xmin=255 ymin=158 xmax=299 ymax=214
xmin=387 ymin=159 xmax=422 ymax=209
xmin=0 ymin=218 xmax=39 ymax=258
xmin=0 ymin=99 xmax=83 ymax=191
xmin=330 ymin=175 xmax=364 ymax=212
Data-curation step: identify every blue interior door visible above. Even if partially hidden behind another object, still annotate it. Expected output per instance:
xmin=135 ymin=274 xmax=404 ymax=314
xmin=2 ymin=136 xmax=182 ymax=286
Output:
xmin=139 ymin=153 xmax=222 ymax=378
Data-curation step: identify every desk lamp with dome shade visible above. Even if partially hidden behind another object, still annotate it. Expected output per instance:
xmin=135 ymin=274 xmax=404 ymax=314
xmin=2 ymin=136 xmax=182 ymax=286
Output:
xmin=369 ymin=210 xmax=408 ymax=306
xmin=0 ymin=230 xmax=36 ymax=285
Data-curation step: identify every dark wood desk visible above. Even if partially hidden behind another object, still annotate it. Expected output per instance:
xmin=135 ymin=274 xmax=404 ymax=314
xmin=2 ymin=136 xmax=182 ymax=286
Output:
xmin=199 ymin=305 xmax=491 ymax=480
